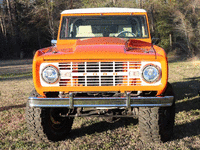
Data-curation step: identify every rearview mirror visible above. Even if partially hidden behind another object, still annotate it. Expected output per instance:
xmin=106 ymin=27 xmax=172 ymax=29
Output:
xmin=51 ymin=40 xmax=57 ymax=46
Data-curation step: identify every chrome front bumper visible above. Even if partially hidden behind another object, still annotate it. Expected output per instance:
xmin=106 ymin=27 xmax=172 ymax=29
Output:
xmin=28 ymin=93 xmax=174 ymax=108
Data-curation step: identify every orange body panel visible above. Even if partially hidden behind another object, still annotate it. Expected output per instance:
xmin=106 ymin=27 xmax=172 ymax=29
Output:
xmin=32 ymin=10 xmax=168 ymax=97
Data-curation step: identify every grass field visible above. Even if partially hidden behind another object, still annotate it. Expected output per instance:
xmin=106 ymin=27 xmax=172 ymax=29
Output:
xmin=0 ymin=59 xmax=200 ymax=149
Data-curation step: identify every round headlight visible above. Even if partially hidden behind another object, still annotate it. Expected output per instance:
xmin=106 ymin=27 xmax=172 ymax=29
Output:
xmin=42 ymin=65 xmax=59 ymax=84
xmin=142 ymin=64 xmax=161 ymax=83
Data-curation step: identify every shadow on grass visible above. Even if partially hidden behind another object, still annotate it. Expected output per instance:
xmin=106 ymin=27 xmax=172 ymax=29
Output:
xmin=170 ymin=77 xmax=200 ymax=140
xmin=171 ymin=77 xmax=200 ymax=112
xmin=175 ymin=97 xmax=200 ymax=113
xmin=174 ymin=118 xmax=200 ymax=140
xmin=69 ymin=118 xmax=138 ymax=139
xmin=0 ymin=103 xmax=26 ymax=112
xmin=171 ymin=79 xmax=200 ymax=101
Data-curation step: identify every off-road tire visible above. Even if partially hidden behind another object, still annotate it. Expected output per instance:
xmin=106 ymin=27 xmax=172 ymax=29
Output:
xmin=25 ymin=89 xmax=74 ymax=142
xmin=138 ymin=83 xmax=175 ymax=143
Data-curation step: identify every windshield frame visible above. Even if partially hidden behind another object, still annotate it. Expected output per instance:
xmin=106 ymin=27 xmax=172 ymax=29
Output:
xmin=59 ymin=15 xmax=150 ymax=40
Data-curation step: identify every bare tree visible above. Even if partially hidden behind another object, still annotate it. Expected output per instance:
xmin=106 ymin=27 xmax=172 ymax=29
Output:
xmin=0 ymin=12 xmax=6 ymax=38
xmin=44 ymin=0 xmax=55 ymax=39
xmin=174 ymin=10 xmax=193 ymax=56
xmin=6 ymin=0 xmax=14 ymax=35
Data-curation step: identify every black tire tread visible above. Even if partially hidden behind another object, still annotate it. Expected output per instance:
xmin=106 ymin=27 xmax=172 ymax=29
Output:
xmin=26 ymin=89 xmax=73 ymax=142
xmin=25 ymin=89 xmax=50 ymax=142
xmin=138 ymin=83 xmax=175 ymax=143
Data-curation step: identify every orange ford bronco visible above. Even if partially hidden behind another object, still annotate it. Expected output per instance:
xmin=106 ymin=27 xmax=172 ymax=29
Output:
xmin=26 ymin=8 xmax=175 ymax=143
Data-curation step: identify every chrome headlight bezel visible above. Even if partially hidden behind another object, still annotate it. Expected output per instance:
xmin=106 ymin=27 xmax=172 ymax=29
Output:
xmin=41 ymin=65 xmax=59 ymax=84
xmin=142 ymin=64 xmax=161 ymax=83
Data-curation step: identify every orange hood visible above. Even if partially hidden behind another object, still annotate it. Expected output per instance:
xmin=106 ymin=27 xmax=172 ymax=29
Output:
xmin=40 ymin=37 xmax=157 ymax=61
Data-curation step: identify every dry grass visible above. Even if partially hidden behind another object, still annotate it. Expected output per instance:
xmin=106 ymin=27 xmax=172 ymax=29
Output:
xmin=0 ymin=59 xmax=32 ymax=75
xmin=0 ymin=59 xmax=200 ymax=149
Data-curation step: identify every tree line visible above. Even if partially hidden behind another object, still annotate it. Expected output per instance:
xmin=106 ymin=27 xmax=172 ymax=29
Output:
xmin=0 ymin=0 xmax=199 ymax=59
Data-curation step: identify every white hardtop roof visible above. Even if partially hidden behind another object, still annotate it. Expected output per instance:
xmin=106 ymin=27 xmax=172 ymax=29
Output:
xmin=61 ymin=7 xmax=146 ymax=14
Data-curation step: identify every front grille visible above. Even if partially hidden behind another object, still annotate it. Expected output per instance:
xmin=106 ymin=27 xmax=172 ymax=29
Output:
xmin=59 ymin=61 xmax=141 ymax=86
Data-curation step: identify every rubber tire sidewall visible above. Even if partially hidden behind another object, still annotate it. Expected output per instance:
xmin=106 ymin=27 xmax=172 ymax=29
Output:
xmin=26 ymin=89 xmax=74 ymax=142
xmin=138 ymin=83 xmax=175 ymax=143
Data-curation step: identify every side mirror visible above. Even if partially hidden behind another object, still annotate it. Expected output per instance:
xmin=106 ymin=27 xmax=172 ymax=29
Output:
xmin=51 ymin=40 xmax=57 ymax=46
xmin=151 ymin=38 xmax=159 ymax=45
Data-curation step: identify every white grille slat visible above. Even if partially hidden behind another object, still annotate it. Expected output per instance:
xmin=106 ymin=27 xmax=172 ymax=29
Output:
xmin=58 ymin=61 xmax=142 ymax=86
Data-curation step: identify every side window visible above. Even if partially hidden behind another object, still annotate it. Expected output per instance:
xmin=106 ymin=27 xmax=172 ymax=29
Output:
xmin=60 ymin=17 xmax=68 ymax=39
xmin=141 ymin=16 xmax=148 ymax=37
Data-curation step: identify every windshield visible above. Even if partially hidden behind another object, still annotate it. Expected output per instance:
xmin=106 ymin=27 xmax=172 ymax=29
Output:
xmin=60 ymin=15 xmax=149 ymax=39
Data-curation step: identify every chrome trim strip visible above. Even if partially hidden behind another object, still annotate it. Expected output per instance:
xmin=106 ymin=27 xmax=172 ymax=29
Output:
xmin=28 ymin=96 xmax=174 ymax=108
